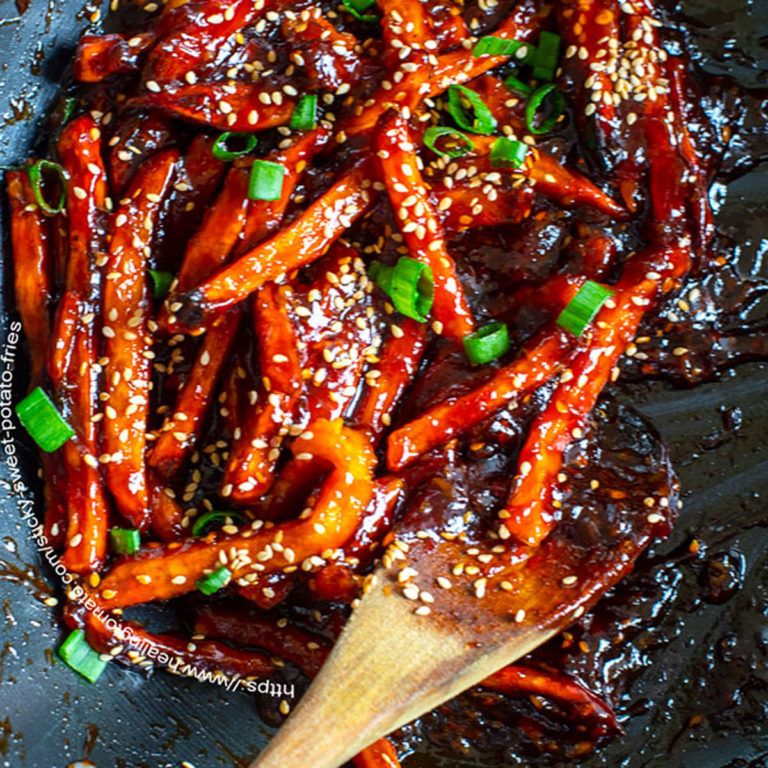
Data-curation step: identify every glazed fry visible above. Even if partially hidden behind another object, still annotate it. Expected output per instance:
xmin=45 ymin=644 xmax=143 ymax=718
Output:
xmin=353 ymin=320 xmax=427 ymax=440
xmin=73 ymin=31 xmax=156 ymax=82
xmin=222 ymin=284 xmax=302 ymax=502
xmin=387 ymin=328 xmax=575 ymax=471
xmin=282 ymin=7 xmax=362 ymax=90
xmin=501 ymin=245 xmax=692 ymax=545
xmin=53 ymin=115 xmax=111 ymax=573
xmin=132 ymin=82 xmax=295 ymax=131
xmin=376 ymin=112 xmax=475 ymax=339
xmin=142 ymin=0 xmax=266 ymax=84
xmin=101 ymin=149 xmax=178 ymax=528
xmin=167 ymin=162 xmax=375 ymax=331
xmin=7 ymin=170 xmax=53 ymax=386
xmin=92 ymin=419 xmax=375 ymax=609
xmin=149 ymin=311 xmax=241 ymax=479
xmin=343 ymin=0 xmax=543 ymax=136
xmin=352 ymin=740 xmax=402 ymax=768
xmin=481 ymin=665 xmax=619 ymax=736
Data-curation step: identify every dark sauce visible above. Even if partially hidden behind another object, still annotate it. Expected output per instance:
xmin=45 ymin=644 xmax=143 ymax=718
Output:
xmin=9 ymin=0 xmax=768 ymax=766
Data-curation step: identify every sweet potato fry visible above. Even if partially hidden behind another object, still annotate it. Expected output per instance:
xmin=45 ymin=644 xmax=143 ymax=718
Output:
xmin=107 ymin=112 xmax=173 ymax=197
xmin=237 ymin=572 xmax=295 ymax=610
xmin=352 ymin=740 xmax=402 ymax=768
xmin=433 ymin=183 xmax=534 ymax=233
xmin=387 ymin=327 xmax=576 ymax=471
xmin=7 ymin=170 xmax=53 ymax=386
xmin=92 ymin=419 xmax=375 ymax=609
xmin=375 ymin=113 xmax=475 ymax=339
xmin=101 ymin=149 xmax=178 ymax=529
xmin=235 ymin=127 xmax=328 ymax=256
xmin=73 ymin=31 xmax=156 ymax=82
xmin=250 ymin=455 xmax=328 ymax=522
xmin=353 ymin=319 xmax=427 ymax=440
xmin=164 ymin=128 xmax=325 ymax=304
xmin=450 ymin=134 xmax=627 ymax=219
xmin=74 ymin=604 xmax=275 ymax=680
xmin=296 ymin=246 xmax=378 ymax=423
xmin=131 ymin=82 xmax=294 ymax=132
xmin=149 ymin=471 xmax=185 ymax=540
xmin=193 ymin=603 xmax=330 ymax=677
xmin=150 ymin=311 xmax=241 ymax=479
xmin=343 ymin=0 xmax=543 ymax=136
xmin=378 ymin=0 xmax=435 ymax=64
xmin=557 ymin=0 xmax=623 ymax=169
xmin=54 ymin=115 xmax=111 ymax=572
xmin=481 ymin=665 xmax=619 ymax=736
xmin=222 ymin=284 xmax=302 ymax=502
xmin=310 ymin=477 xmax=403 ymax=602
xmin=282 ymin=7 xmax=362 ymax=91
xmin=527 ymin=152 xmax=628 ymax=219
xmin=172 ymin=165 xmax=251 ymax=293
xmin=142 ymin=0 xmax=264 ymax=84
xmin=167 ymin=161 xmax=375 ymax=331
xmin=501 ymin=245 xmax=692 ymax=545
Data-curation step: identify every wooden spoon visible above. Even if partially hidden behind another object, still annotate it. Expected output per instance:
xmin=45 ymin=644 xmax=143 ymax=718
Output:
xmin=250 ymin=404 xmax=678 ymax=768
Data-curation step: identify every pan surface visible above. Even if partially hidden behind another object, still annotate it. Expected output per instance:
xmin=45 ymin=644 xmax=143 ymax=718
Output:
xmin=0 ymin=1 xmax=766 ymax=767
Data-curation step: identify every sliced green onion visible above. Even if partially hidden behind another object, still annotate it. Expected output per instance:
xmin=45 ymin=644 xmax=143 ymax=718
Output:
xmin=463 ymin=322 xmax=510 ymax=365
xmin=489 ymin=137 xmax=528 ymax=169
xmin=211 ymin=132 xmax=258 ymax=161
xmin=15 ymin=387 xmax=74 ymax=453
xmin=60 ymin=96 xmax=78 ymax=127
xmin=503 ymin=73 xmax=533 ymax=97
xmin=472 ymin=36 xmax=536 ymax=64
xmin=195 ymin=566 xmax=232 ymax=595
xmin=369 ymin=257 xmax=434 ymax=323
xmin=248 ymin=160 xmax=285 ymax=201
xmin=192 ymin=510 xmax=244 ymax=537
xmin=532 ymin=31 xmax=561 ymax=82
xmin=148 ymin=269 xmax=174 ymax=299
xmin=423 ymin=126 xmax=474 ymax=159
xmin=110 ymin=528 xmax=140 ymax=555
xmin=341 ymin=0 xmax=378 ymax=22
xmin=556 ymin=280 xmax=615 ymax=336
xmin=58 ymin=629 xmax=109 ymax=683
xmin=290 ymin=94 xmax=318 ymax=131
xmin=447 ymin=85 xmax=497 ymax=135
xmin=525 ymin=83 xmax=566 ymax=135
xmin=26 ymin=160 xmax=67 ymax=215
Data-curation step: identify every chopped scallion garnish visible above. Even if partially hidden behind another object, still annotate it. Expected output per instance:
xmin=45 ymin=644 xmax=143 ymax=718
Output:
xmin=148 ymin=269 xmax=174 ymax=299
xmin=341 ymin=0 xmax=378 ymax=22
xmin=195 ymin=566 xmax=232 ymax=595
xmin=58 ymin=629 xmax=109 ymax=683
xmin=463 ymin=322 xmax=510 ymax=365
xmin=447 ymin=84 xmax=497 ymax=135
xmin=26 ymin=159 xmax=67 ymax=216
xmin=290 ymin=94 xmax=318 ymax=131
xmin=489 ymin=137 xmax=528 ymax=169
xmin=525 ymin=83 xmax=566 ymax=135
xmin=192 ymin=510 xmax=244 ymax=537
xmin=110 ymin=527 xmax=140 ymax=555
xmin=15 ymin=387 xmax=74 ymax=453
xmin=211 ymin=132 xmax=258 ymax=161
xmin=556 ymin=280 xmax=615 ymax=336
xmin=503 ymin=73 xmax=533 ymax=97
xmin=423 ymin=126 xmax=474 ymax=159
xmin=369 ymin=257 xmax=434 ymax=323
xmin=472 ymin=36 xmax=536 ymax=63
xmin=532 ymin=31 xmax=561 ymax=82
xmin=248 ymin=160 xmax=285 ymax=201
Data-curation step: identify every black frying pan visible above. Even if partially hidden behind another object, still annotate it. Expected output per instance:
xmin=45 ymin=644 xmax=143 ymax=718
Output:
xmin=0 ymin=0 xmax=766 ymax=766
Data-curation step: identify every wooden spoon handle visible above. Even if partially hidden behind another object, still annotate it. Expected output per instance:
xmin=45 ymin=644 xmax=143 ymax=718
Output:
xmin=249 ymin=583 xmax=552 ymax=768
